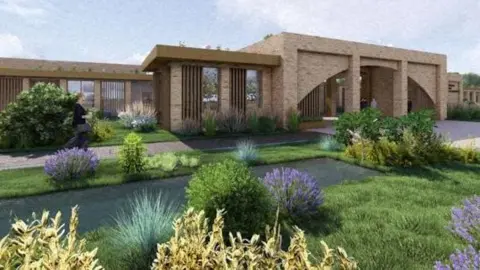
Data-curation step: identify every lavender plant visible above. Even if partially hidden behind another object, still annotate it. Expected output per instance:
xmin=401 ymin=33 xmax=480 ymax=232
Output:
xmin=434 ymin=195 xmax=480 ymax=269
xmin=434 ymin=245 xmax=480 ymax=270
xmin=44 ymin=147 xmax=99 ymax=182
xmin=447 ymin=195 xmax=480 ymax=246
xmin=263 ymin=167 xmax=323 ymax=221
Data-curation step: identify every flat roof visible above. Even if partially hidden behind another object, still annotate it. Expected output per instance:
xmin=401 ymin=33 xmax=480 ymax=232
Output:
xmin=141 ymin=45 xmax=282 ymax=72
xmin=0 ymin=68 xmax=152 ymax=81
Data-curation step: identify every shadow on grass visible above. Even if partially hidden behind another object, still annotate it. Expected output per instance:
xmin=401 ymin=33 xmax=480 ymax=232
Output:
xmin=388 ymin=162 xmax=480 ymax=182
xmin=280 ymin=206 xmax=342 ymax=249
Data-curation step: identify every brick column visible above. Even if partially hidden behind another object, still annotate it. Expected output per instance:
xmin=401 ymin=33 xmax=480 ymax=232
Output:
xmin=345 ymin=55 xmax=361 ymax=113
xmin=59 ymin=79 xmax=67 ymax=91
xmin=22 ymin=78 xmax=29 ymax=90
xmin=261 ymin=67 xmax=272 ymax=113
xmin=436 ymin=64 xmax=447 ymax=120
xmin=393 ymin=60 xmax=408 ymax=117
xmin=94 ymin=80 xmax=101 ymax=109
xmin=125 ymin=80 xmax=132 ymax=108
xmin=459 ymin=80 xmax=464 ymax=104
xmin=170 ymin=63 xmax=182 ymax=131
xmin=219 ymin=66 xmax=230 ymax=113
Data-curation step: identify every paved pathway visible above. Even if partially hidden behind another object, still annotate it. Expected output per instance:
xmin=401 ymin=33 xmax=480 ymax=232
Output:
xmin=0 ymin=158 xmax=381 ymax=235
xmin=0 ymin=132 xmax=321 ymax=170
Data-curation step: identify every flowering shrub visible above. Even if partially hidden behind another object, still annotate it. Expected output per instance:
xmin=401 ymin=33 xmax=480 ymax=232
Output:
xmin=434 ymin=195 xmax=480 ymax=269
xmin=263 ymin=167 xmax=323 ymax=221
xmin=235 ymin=140 xmax=258 ymax=164
xmin=447 ymin=195 xmax=480 ymax=245
xmin=0 ymin=82 xmax=77 ymax=148
xmin=131 ymin=116 xmax=157 ymax=133
xmin=118 ymin=102 xmax=156 ymax=130
xmin=435 ymin=245 xmax=480 ymax=270
xmin=44 ymin=147 xmax=99 ymax=182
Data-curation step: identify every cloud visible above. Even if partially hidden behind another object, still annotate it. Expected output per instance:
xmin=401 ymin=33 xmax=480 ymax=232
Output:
xmin=216 ymin=0 xmax=477 ymax=44
xmin=0 ymin=33 xmax=36 ymax=58
xmin=0 ymin=0 xmax=45 ymax=17
xmin=121 ymin=52 xmax=148 ymax=65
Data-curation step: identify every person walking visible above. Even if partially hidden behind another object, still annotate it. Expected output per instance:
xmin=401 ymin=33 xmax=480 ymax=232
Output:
xmin=64 ymin=93 xmax=91 ymax=150
xmin=370 ymin=98 xmax=378 ymax=109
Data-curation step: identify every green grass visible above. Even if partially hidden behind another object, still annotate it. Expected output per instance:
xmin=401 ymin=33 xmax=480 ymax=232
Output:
xmin=0 ymin=142 xmax=370 ymax=199
xmin=0 ymin=120 xmax=288 ymax=154
xmin=83 ymin=162 xmax=480 ymax=270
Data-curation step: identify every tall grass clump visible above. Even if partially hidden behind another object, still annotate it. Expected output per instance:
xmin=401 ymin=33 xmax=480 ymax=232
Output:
xmin=447 ymin=103 xmax=480 ymax=121
xmin=217 ymin=108 xmax=247 ymax=133
xmin=202 ymin=108 xmax=217 ymax=137
xmin=110 ymin=190 xmax=181 ymax=270
xmin=287 ymin=107 xmax=301 ymax=133
xmin=118 ymin=101 xmax=157 ymax=130
xmin=319 ymin=136 xmax=345 ymax=152
xmin=235 ymin=139 xmax=259 ymax=165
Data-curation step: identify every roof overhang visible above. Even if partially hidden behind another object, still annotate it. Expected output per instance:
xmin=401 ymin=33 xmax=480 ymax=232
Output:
xmin=141 ymin=45 xmax=281 ymax=72
xmin=0 ymin=68 xmax=152 ymax=81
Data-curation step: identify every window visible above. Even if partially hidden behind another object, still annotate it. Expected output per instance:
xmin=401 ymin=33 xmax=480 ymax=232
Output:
xmin=202 ymin=67 xmax=219 ymax=111
xmin=68 ymin=80 xmax=94 ymax=107
xmin=246 ymin=70 xmax=262 ymax=107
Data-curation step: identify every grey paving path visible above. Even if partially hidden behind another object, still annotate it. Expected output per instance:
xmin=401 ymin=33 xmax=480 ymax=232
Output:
xmin=0 ymin=158 xmax=381 ymax=235
xmin=0 ymin=132 xmax=321 ymax=170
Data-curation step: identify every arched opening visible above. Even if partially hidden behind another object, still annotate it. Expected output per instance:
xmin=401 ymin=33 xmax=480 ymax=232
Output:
xmin=407 ymin=77 xmax=434 ymax=113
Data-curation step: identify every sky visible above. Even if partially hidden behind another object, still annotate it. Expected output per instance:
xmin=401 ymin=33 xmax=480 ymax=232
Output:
xmin=1 ymin=0 xmax=480 ymax=73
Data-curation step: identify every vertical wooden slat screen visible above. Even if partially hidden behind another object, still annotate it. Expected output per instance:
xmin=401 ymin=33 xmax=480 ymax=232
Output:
xmin=182 ymin=65 xmax=203 ymax=121
xmin=230 ymin=68 xmax=247 ymax=114
xmin=0 ymin=76 xmax=23 ymax=111
xmin=101 ymin=81 xmax=125 ymax=115
xmin=297 ymin=84 xmax=324 ymax=118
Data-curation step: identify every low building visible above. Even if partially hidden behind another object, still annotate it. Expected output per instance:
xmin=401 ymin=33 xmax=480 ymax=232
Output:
xmin=0 ymin=57 xmax=153 ymax=115
xmin=141 ymin=32 xmax=459 ymax=131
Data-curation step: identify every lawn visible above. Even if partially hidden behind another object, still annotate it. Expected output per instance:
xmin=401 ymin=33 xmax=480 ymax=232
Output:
xmin=0 ymin=120 xmax=289 ymax=153
xmin=82 ymin=162 xmax=480 ymax=270
xmin=0 ymin=142 xmax=371 ymax=199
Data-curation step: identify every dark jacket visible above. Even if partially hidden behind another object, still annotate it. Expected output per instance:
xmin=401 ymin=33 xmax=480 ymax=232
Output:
xmin=73 ymin=103 xmax=86 ymax=127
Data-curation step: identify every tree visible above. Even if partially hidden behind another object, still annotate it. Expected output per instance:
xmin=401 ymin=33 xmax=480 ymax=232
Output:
xmin=463 ymin=73 xmax=480 ymax=88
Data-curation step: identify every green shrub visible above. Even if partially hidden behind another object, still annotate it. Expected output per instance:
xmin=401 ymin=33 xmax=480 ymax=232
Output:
xmin=258 ymin=115 xmax=277 ymax=134
xmin=110 ymin=190 xmax=181 ymax=270
xmin=334 ymin=108 xmax=382 ymax=145
xmin=202 ymin=108 xmax=217 ymax=137
xmin=89 ymin=114 xmax=115 ymax=142
xmin=186 ymin=159 xmax=273 ymax=238
xmin=178 ymin=154 xmax=200 ymax=168
xmin=247 ymin=110 xmax=260 ymax=134
xmin=0 ymin=82 xmax=77 ymax=148
xmin=286 ymin=108 xmax=301 ymax=133
xmin=119 ymin=133 xmax=146 ymax=174
xmin=447 ymin=104 xmax=480 ymax=121
xmin=144 ymin=152 xmax=179 ymax=172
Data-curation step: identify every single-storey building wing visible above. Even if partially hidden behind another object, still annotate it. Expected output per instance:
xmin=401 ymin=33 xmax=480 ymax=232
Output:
xmin=142 ymin=32 xmax=457 ymax=131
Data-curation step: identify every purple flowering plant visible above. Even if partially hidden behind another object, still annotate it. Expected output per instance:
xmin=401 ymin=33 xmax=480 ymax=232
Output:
xmin=262 ymin=167 xmax=323 ymax=221
xmin=447 ymin=196 xmax=480 ymax=246
xmin=434 ymin=195 xmax=480 ymax=269
xmin=44 ymin=147 xmax=99 ymax=182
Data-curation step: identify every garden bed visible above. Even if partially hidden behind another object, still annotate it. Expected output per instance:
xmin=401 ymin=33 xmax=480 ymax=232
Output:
xmin=299 ymin=120 xmax=325 ymax=130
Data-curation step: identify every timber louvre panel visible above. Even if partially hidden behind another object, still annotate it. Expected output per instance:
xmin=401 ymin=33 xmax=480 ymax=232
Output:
xmin=0 ymin=76 xmax=23 ymax=111
xmin=230 ymin=68 xmax=247 ymax=114
xmin=101 ymin=81 xmax=125 ymax=115
xmin=298 ymin=84 xmax=324 ymax=118
xmin=181 ymin=65 xmax=202 ymax=121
